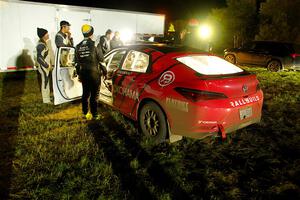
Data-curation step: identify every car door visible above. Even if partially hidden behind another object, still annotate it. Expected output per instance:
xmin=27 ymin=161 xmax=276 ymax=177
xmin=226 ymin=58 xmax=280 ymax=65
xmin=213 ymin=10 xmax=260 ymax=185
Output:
xmin=113 ymin=50 xmax=150 ymax=115
xmin=235 ymin=42 xmax=254 ymax=64
xmin=53 ymin=47 xmax=82 ymax=105
xmin=249 ymin=43 xmax=270 ymax=66
xmin=99 ymin=49 xmax=127 ymax=106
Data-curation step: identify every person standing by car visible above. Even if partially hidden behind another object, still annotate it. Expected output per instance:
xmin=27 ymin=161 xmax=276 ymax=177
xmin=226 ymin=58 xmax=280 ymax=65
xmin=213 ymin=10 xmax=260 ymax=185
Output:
xmin=36 ymin=28 xmax=53 ymax=104
xmin=97 ymin=29 xmax=113 ymax=55
xmin=75 ymin=24 xmax=107 ymax=120
xmin=55 ymin=20 xmax=74 ymax=48
xmin=110 ymin=31 xmax=123 ymax=49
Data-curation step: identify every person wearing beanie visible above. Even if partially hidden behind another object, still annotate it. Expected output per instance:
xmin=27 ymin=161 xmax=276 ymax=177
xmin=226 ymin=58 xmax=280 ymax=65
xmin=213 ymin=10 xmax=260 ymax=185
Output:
xmin=75 ymin=24 xmax=107 ymax=120
xmin=36 ymin=27 xmax=52 ymax=104
xmin=55 ymin=20 xmax=73 ymax=48
xmin=97 ymin=29 xmax=113 ymax=55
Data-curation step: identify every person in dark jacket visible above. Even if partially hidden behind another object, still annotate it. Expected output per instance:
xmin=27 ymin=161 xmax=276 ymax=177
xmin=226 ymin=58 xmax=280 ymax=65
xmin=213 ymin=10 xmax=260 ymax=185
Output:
xmin=75 ymin=24 xmax=107 ymax=120
xmin=36 ymin=28 xmax=52 ymax=103
xmin=97 ymin=29 xmax=113 ymax=55
xmin=55 ymin=20 xmax=74 ymax=48
xmin=110 ymin=31 xmax=123 ymax=49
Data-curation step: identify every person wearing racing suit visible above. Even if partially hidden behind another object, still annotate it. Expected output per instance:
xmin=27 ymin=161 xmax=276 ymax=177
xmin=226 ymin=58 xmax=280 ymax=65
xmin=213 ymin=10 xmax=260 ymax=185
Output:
xmin=36 ymin=28 xmax=52 ymax=103
xmin=75 ymin=24 xmax=107 ymax=120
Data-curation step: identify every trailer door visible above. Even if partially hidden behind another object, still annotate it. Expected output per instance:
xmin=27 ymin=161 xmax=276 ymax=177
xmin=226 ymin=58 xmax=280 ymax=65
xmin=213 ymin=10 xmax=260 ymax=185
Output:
xmin=53 ymin=47 xmax=82 ymax=105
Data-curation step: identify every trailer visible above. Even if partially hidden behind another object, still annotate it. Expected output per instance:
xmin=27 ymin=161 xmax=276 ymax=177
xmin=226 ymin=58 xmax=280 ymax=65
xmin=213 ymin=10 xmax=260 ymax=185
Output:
xmin=0 ymin=0 xmax=165 ymax=72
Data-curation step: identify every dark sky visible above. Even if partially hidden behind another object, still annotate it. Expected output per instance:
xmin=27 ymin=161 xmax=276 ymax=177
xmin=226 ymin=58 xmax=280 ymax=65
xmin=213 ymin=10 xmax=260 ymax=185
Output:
xmin=24 ymin=0 xmax=226 ymax=20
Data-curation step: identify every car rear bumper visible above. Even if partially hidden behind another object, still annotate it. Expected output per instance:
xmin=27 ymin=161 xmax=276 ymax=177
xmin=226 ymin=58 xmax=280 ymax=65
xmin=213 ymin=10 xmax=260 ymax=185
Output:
xmin=179 ymin=116 xmax=261 ymax=139
xmin=168 ymin=91 xmax=263 ymax=139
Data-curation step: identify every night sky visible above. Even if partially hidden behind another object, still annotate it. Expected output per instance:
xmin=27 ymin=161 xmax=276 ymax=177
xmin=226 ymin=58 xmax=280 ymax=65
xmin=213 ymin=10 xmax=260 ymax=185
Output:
xmin=23 ymin=0 xmax=226 ymax=20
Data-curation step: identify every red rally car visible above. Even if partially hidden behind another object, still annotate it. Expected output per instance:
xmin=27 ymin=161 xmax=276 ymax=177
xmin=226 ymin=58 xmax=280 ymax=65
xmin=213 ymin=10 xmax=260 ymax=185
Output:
xmin=53 ymin=44 xmax=263 ymax=143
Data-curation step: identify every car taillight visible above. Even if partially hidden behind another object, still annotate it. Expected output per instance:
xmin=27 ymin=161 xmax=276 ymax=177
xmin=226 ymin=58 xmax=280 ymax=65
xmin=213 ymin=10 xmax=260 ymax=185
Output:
xmin=290 ymin=53 xmax=300 ymax=59
xmin=175 ymin=87 xmax=227 ymax=102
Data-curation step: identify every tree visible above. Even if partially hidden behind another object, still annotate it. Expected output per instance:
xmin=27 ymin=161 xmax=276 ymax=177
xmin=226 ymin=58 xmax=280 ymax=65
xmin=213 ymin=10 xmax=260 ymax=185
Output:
xmin=256 ymin=0 xmax=300 ymax=43
xmin=208 ymin=0 xmax=258 ymax=52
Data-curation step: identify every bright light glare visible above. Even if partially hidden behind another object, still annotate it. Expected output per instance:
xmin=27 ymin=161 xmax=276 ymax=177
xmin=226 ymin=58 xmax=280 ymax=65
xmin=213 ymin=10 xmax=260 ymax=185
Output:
xmin=198 ymin=25 xmax=212 ymax=39
xmin=120 ymin=29 xmax=133 ymax=43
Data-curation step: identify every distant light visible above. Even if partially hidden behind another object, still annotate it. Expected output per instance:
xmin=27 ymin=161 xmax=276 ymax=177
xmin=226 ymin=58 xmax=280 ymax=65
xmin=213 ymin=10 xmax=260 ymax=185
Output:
xmin=120 ymin=29 xmax=133 ymax=43
xmin=148 ymin=36 xmax=154 ymax=42
xmin=198 ymin=25 xmax=212 ymax=40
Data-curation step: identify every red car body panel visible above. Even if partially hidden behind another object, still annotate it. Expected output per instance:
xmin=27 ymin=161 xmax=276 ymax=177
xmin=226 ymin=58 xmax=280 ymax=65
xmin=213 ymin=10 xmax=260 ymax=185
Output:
xmin=106 ymin=45 xmax=263 ymax=139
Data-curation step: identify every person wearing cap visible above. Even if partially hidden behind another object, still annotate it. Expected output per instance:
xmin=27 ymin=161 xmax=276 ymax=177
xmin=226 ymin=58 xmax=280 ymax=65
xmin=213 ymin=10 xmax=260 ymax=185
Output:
xmin=97 ymin=29 xmax=113 ymax=55
xmin=36 ymin=28 xmax=53 ymax=103
xmin=55 ymin=20 xmax=74 ymax=48
xmin=75 ymin=24 xmax=107 ymax=120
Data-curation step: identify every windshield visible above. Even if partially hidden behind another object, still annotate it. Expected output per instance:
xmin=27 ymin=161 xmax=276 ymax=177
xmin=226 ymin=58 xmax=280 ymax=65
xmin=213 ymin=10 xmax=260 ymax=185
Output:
xmin=177 ymin=55 xmax=243 ymax=75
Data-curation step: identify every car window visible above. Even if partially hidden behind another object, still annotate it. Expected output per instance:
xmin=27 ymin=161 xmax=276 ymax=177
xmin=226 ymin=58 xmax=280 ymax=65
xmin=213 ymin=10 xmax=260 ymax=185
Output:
xmin=109 ymin=50 xmax=126 ymax=70
xmin=105 ymin=50 xmax=126 ymax=70
xmin=122 ymin=50 xmax=149 ymax=73
xmin=60 ymin=48 xmax=75 ymax=68
xmin=253 ymin=43 xmax=268 ymax=51
xmin=177 ymin=55 xmax=243 ymax=75
xmin=241 ymin=42 xmax=254 ymax=49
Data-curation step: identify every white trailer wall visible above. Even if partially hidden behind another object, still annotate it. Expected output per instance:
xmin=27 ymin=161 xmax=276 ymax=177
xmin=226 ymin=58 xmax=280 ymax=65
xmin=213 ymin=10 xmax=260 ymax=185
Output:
xmin=57 ymin=9 xmax=91 ymax=46
xmin=0 ymin=0 xmax=165 ymax=71
xmin=91 ymin=10 xmax=137 ymax=40
xmin=137 ymin=14 xmax=165 ymax=35
xmin=0 ymin=1 xmax=56 ymax=71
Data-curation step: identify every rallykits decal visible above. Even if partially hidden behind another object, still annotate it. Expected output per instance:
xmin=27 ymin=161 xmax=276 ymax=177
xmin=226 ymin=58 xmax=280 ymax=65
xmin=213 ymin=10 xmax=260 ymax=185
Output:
xmin=158 ymin=71 xmax=175 ymax=87
xmin=230 ymin=96 xmax=260 ymax=108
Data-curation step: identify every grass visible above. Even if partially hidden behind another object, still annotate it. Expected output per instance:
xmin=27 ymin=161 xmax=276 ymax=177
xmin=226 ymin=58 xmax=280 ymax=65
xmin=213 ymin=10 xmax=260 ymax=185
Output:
xmin=0 ymin=67 xmax=299 ymax=199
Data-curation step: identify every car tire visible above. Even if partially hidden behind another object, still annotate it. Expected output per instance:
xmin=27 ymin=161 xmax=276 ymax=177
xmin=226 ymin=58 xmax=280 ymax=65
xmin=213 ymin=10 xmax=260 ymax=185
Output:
xmin=225 ymin=54 xmax=236 ymax=64
xmin=267 ymin=60 xmax=281 ymax=72
xmin=139 ymin=102 xmax=168 ymax=144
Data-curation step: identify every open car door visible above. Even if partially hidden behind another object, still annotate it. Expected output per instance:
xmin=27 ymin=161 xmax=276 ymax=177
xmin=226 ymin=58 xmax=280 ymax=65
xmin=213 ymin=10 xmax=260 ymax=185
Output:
xmin=99 ymin=49 xmax=127 ymax=106
xmin=53 ymin=47 xmax=82 ymax=105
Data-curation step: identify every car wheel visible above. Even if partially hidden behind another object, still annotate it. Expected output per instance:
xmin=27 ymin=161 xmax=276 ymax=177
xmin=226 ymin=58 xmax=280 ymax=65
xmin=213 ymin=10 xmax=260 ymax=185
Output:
xmin=225 ymin=54 xmax=236 ymax=64
xmin=139 ymin=102 xmax=168 ymax=144
xmin=267 ymin=60 xmax=281 ymax=72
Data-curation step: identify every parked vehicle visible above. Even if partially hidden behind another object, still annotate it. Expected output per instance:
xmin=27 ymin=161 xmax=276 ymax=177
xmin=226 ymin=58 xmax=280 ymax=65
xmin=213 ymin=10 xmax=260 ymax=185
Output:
xmin=54 ymin=44 xmax=264 ymax=143
xmin=224 ymin=41 xmax=300 ymax=72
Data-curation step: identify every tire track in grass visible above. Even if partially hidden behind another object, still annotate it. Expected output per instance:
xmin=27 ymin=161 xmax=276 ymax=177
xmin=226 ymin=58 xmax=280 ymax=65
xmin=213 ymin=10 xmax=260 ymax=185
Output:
xmin=94 ymin=108 xmax=192 ymax=199
xmin=87 ymin=121 xmax=156 ymax=200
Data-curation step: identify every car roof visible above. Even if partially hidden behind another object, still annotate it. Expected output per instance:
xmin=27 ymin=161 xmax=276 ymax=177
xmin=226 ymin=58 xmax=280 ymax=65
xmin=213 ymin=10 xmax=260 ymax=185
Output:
xmin=125 ymin=44 xmax=207 ymax=54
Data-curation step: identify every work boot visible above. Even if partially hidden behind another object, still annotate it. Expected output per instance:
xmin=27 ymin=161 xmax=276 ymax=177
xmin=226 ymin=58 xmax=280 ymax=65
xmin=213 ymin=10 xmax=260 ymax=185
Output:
xmin=84 ymin=112 xmax=93 ymax=120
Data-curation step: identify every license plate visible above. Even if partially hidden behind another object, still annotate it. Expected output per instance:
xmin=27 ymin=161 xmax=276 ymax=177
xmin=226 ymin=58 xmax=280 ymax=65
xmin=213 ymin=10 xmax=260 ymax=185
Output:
xmin=239 ymin=107 xmax=252 ymax=120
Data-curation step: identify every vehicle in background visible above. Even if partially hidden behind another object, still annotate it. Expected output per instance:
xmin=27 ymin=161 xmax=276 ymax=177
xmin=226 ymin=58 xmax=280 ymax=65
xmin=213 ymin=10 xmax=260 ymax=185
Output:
xmin=224 ymin=41 xmax=300 ymax=72
xmin=54 ymin=44 xmax=264 ymax=143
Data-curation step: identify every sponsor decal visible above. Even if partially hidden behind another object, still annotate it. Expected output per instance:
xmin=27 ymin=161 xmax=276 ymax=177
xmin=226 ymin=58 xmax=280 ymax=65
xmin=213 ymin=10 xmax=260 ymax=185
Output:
xmin=166 ymin=97 xmax=189 ymax=112
xmin=117 ymin=70 xmax=132 ymax=75
xmin=198 ymin=121 xmax=217 ymax=124
xmin=158 ymin=71 xmax=175 ymax=87
xmin=242 ymin=84 xmax=248 ymax=93
xmin=115 ymin=86 xmax=139 ymax=100
xmin=230 ymin=95 xmax=260 ymax=108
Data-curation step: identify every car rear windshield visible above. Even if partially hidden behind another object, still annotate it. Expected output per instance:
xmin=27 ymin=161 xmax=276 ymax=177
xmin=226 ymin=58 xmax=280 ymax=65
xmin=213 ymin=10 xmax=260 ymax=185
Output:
xmin=177 ymin=55 xmax=243 ymax=75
